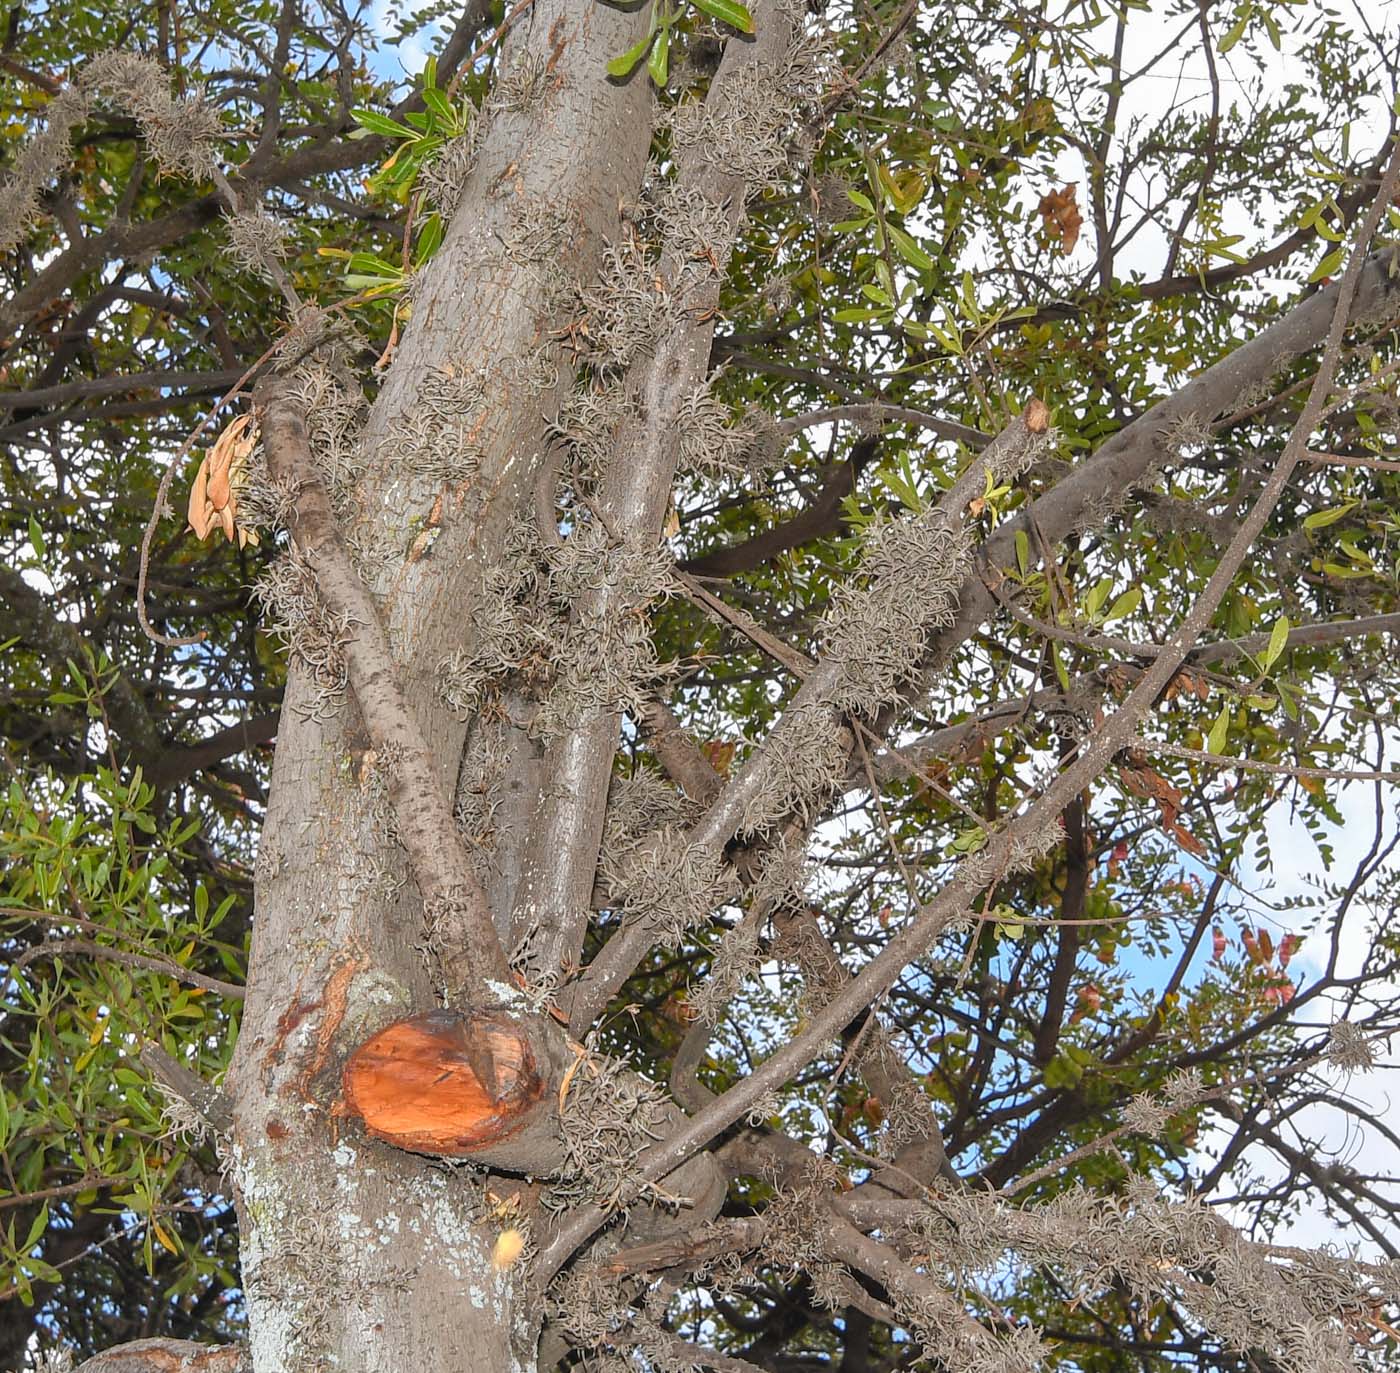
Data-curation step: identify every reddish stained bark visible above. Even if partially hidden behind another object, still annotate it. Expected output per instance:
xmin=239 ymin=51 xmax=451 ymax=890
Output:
xmin=73 ymin=1339 xmax=245 ymax=1372
xmin=343 ymin=1011 xmax=545 ymax=1156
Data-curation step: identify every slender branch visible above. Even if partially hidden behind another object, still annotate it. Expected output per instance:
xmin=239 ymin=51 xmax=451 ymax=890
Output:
xmin=139 ymin=1041 xmax=235 ymax=1137
xmin=10 ymin=938 xmax=244 ymax=999
xmin=678 ymin=437 xmax=876 ymax=579
xmin=674 ymin=571 xmax=814 ymax=677
xmin=1137 ymin=738 xmax=1400 ymax=785
xmin=777 ymin=402 xmax=987 ymax=448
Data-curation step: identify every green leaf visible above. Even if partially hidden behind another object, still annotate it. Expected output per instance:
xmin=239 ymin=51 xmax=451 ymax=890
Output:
xmin=886 ymin=223 xmax=934 ymax=272
xmin=692 ymin=0 xmax=756 ymax=34
xmin=1015 ymin=529 xmax=1030 ymax=576
xmin=1262 ymin=615 xmax=1290 ymax=670
xmin=1219 ymin=7 xmax=1250 ymax=53
xmin=413 ymin=213 xmax=444 ymax=267
xmin=647 ymin=24 xmax=670 ymax=84
xmin=607 ymin=30 xmax=655 ymax=78
xmin=421 ymin=86 xmax=453 ymax=126
xmin=27 ymin=516 xmax=44 ymax=561
xmin=1085 ymin=576 xmax=1113 ymax=618
xmin=1044 ymin=1053 xmax=1083 ymax=1089
xmin=1302 ymin=501 xmax=1356 ymax=530
xmin=1105 ymin=585 xmax=1142 ymax=621
xmin=1308 ymin=245 xmax=1345 ymax=283
xmin=22 ymin=1204 xmax=49 ymax=1254
xmin=1206 ymin=703 xmax=1231 ymax=755
xmin=350 ymin=108 xmax=416 ymax=139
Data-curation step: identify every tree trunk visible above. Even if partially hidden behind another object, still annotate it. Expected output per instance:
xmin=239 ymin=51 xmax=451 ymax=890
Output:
xmin=222 ymin=3 xmax=654 ymax=1366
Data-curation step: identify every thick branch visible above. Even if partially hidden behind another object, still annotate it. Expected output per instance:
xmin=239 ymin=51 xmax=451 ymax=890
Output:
xmin=509 ymin=1 xmax=798 ymax=979
xmin=678 ymin=437 xmax=875 ymax=578
xmin=256 ymin=373 xmax=510 ymax=989
xmin=147 ymin=710 xmax=280 ymax=789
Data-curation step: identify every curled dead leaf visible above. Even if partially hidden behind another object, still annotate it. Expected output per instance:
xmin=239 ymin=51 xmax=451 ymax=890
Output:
xmin=1038 ymin=183 xmax=1082 ymax=254
xmin=188 ymin=413 xmax=260 ymax=548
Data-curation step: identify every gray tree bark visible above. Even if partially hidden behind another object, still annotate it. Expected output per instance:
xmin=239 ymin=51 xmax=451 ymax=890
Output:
xmin=222 ymin=3 xmax=655 ymax=1367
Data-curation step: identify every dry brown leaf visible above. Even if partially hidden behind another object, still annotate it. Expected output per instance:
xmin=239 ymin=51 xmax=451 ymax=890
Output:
xmin=699 ymin=739 xmax=737 ymax=777
xmin=1038 ymin=183 xmax=1082 ymax=254
xmin=187 ymin=413 xmax=260 ymax=548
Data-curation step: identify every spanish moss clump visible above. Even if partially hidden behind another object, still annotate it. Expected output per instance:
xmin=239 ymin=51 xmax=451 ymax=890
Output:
xmin=985 ymin=414 xmax=1057 ymax=486
xmin=452 ymin=719 xmax=513 ymax=871
xmin=385 ymin=364 xmax=487 ymax=485
xmin=549 ymin=1263 xmax=638 ymax=1352
xmin=601 ymin=827 xmax=730 ymax=948
xmin=746 ymin=835 xmax=810 ymax=917
xmin=418 ymin=125 xmax=482 ymax=216
xmin=736 ymin=402 xmax=788 ymax=473
xmin=675 ymin=381 xmax=767 ymax=478
xmin=689 ymin=915 xmax=762 ymax=1024
xmin=0 ymin=50 xmax=221 ymax=257
xmin=876 ymin=1074 xmax=939 ymax=1158
xmin=809 ymin=170 xmax=855 ymax=227
xmin=667 ymin=10 xmax=830 ymax=196
xmin=505 ymin=200 xmax=575 ymax=266
xmin=0 ymin=92 xmax=90 ymax=255
xmin=1326 ymin=1018 xmax=1377 ymax=1072
xmin=904 ymin=1182 xmax=1392 ymax=1373
xmin=762 ymin=1158 xmax=846 ymax=1275
xmin=438 ymin=524 xmax=544 ymax=716
xmin=227 ymin=209 xmax=290 ymax=282
xmin=354 ymin=743 xmax=403 ymax=848
xmin=253 ymin=549 xmax=351 ymax=709
xmin=574 ymin=240 xmax=674 ymax=372
xmin=549 ymin=1050 xmax=668 ymax=1211
xmin=738 ymin=702 xmax=849 ymax=838
xmin=82 ymin=51 xmax=222 ymax=179
xmin=1122 ymin=1068 xmax=1202 ymax=1137
xmin=489 ymin=52 xmax=553 ymax=114
xmin=530 ymin=525 xmax=675 ymax=740
xmin=823 ymin=511 xmax=973 ymax=713
xmin=957 ymin=821 xmax=1060 ymax=892
xmin=530 ymin=602 xmax=665 ymax=741
xmin=551 ymin=382 xmax=639 ymax=479
xmin=542 ymin=521 xmax=671 ymax=607
xmin=290 ymin=347 xmax=369 ymax=511
xmin=601 ymin=769 xmax=700 ymax=857
xmin=645 ymin=174 xmax=737 ymax=274
xmin=777 ymin=907 xmax=846 ymax=1015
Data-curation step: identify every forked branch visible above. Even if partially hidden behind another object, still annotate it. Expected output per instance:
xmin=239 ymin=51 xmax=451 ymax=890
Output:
xmin=255 ymin=372 xmax=511 ymax=990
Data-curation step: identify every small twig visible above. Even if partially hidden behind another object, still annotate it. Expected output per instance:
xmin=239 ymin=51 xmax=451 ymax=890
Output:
xmin=0 ymin=1174 xmax=116 ymax=1211
xmin=674 ymin=570 xmax=814 ymax=678
xmin=1137 ymin=737 xmax=1400 ymax=784
xmin=10 ymin=937 xmax=244 ymax=999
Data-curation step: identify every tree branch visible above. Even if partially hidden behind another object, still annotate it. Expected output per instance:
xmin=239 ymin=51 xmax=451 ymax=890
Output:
xmin=256 ymin=372 xmax=511 ymax=990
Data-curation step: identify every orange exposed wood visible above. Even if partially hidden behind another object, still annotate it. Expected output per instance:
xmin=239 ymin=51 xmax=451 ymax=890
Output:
xmin=343 ymin=1010 xmax=544 ymax=1156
